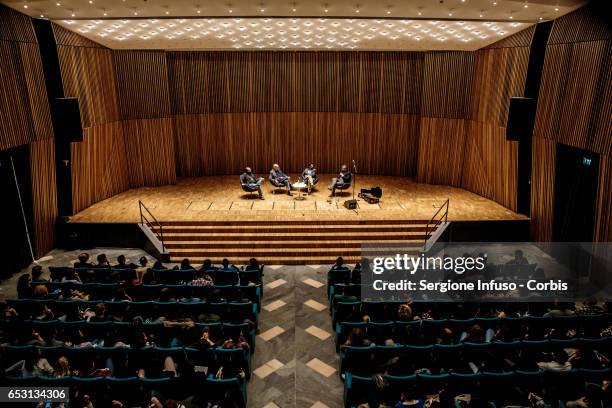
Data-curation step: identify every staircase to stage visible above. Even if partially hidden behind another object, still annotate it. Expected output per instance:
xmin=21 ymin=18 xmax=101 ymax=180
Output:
xmin=152 ymin=219 xmax=439 ymax=265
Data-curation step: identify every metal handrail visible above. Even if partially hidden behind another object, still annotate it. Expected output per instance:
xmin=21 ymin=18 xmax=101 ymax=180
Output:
xmin=139 ymin=200 xmax=165 ymax=250
xmin=424 ymin=198 xmax=449 ymax=250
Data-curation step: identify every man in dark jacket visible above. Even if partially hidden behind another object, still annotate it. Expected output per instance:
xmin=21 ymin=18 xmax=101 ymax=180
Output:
xmin=240 ymin=167 xmax=264 ymax=199
xmin=329 ymin=164 xmax=352 ymax=196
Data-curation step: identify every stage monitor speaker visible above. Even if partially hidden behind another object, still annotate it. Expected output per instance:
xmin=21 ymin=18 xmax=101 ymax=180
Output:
xmin=54 ymin=97 xmax=83 ymax=142
xmin=344 ymin=199 xmax=357 ymax=210
xmin=506 ymin=97 xmax=535 ymax=141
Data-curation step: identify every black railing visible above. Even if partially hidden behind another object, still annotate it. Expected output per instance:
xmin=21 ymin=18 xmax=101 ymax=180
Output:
xmin=424 ymin=198 xmax=449 ymax=250
xmin=139 ymin=200 xmax=165 ymax=250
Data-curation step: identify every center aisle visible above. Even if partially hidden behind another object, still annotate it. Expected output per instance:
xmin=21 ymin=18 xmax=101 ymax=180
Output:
xmin=248 ymin=265 xmax=343 ymax=408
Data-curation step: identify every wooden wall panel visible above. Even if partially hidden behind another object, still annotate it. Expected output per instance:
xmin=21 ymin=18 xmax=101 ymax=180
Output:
xmin=173 ymin=112 xmax=419 ymax=177
xmin=0 ymin=41 xmax=53 ymax=151
xmin=57 ymin=45 xmax=120 ymax=127
xmin=416 ymin=117 xmax=467 ymax=187
xmin=0 ymin=4 xmax=36 ymax=43
xmin=166 ymin=51 xmax=424 ymax=115
xmin=122 ymin=118 xmax=176 ymax=186
xmin=594 ymin=155 xmax=612 ymax=242
xmin=29 ymin=137 xmax=57 ymax=257
xmin=548 ymin=6 xmax=611 ymax=44
xmin=71 ymin=122 xmax=130 ymax=213
xmin=462 ymin=122 xmax=518 ymax=211
xmin=469 ymin=46 xmax=530 ymax=126
xmin=534 ymin=40 xmax=611 ymax=156
xmin=530 ymin=136 xmax=556 ymax=241
xmin=420 ymin=51 xmax=475 ymax=119
xmin=113 ymin=50 xmax=171 ymax=119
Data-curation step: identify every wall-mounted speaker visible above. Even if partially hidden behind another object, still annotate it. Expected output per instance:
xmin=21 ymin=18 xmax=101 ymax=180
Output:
xmin=53 ymin=97 xmax=83 ymax=142
xmin=506 ymin=97 xmax=535 ymax=141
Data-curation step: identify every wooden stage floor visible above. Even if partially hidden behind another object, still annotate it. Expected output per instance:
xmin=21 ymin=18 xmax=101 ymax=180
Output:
xmin=70 ymin=175 xmax=526 ymax=223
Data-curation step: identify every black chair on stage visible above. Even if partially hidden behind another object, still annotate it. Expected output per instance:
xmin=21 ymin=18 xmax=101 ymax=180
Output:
xmin=330 ymin=174 xmax=352 ymax=197
xmin=240 ymin=182 xmax=260 ymax=198
xmin=268 ymin=174 xmax=288 ymax=195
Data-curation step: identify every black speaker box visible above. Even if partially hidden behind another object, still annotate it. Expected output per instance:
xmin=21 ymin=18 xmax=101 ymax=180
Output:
xmin=54 ymin=97 xmax=83 ymax=142
xmin=344 ymin=199 xmax=358 ymax=210
xmin=506 ymin=97 xmax=535 ymax=141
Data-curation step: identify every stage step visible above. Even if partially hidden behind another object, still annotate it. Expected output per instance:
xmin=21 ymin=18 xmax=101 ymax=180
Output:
xmin=157 ymin=218 xmax=437 ymax=265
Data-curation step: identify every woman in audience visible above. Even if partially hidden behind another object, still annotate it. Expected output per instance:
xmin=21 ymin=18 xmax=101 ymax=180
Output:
xmin=96 ymin=253 xmax=110 ymax=267
xmin=112 ymin=287 xmax=132 ymax=302
xmin=32 ymin=284 xmax=49 ymax=299
xmin=16 ymin=273 xmax=32 ymax=299
xmin=175 ymin=258 xmax=195 ymax=270
xmin=53 ymin=356 xmax=72 ymax=377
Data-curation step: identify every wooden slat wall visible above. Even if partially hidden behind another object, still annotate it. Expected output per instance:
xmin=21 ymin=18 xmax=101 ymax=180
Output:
xmin=166 ymin=51 xmax=424 ymax=114
xmin=29 ymin=137 xmax=57 ymax=257
xmin=416 ymin=117 xmax=467 ymax=187
xmin=113 ymin=50 xmax=171 ymax=119
xmin=530 ymin=136 xmax=556 ymax=241
xmin=0 ymin=41 xmax=53 ymax=150
xmin=462 ymin=122 xmax=518 ymax=210
xmin=594 ymin=155 xmax=612 ymax=243
xmin=0 ymin=5 xmax=56 ymax=255
xmin=122 ymin=118 xmax=176 ymax=186
xmin=173 ymin=112 xmax=419 ymax=176
xmin=0 ymin=4 xmax=37 ymax=43
xmin=530 ymin=5 xmax=611 ymax=241
xmin=71 ymin=122 xmax=130 ymax=213
xmin=420 ymin=51 xmax=475 ymax=119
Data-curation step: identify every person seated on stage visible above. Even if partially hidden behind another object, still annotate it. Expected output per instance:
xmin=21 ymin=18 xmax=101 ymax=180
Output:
xmin=240 ymin=166 xmax=264 ymax=199
xmin=301 ymin=163 xmax=318 ymax=193
xmin=329 ymin=164 xmax=352 ymax=197
xmin=269 ymin=163 xmax=292 ymax=195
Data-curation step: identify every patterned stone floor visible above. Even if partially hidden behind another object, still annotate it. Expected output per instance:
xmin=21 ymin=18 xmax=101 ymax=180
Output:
xmin=248 ymin=264 xmax=343 ymax=408
xmin=1 ymin=250 xmax=344 ymax=408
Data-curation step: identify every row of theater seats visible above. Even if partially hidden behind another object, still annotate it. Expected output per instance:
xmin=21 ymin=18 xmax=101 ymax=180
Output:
xmin=49 ymin=266 xmax=263 ymax=286
xmin=344 ymin=368 xmax=611 ymax=407
xmin=1 ymin=267 xmax=264 ymax=407
xmin=326 ymin=267 xmax=612 ymax=407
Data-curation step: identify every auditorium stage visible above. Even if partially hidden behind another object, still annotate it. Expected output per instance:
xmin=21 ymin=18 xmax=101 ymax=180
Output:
xmin=70 ymin=175 xmax=525 ymax=223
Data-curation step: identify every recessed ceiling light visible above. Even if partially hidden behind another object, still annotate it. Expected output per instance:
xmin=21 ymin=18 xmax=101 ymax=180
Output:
xmin=539 ymin=16 xmax=543 ymax=20
xmin=509 ymin=15 xmax=513 ymax=19
xmin=493 ymin=1 xmax=497 ymax=5
xmin=524 ymin=3 xmax=528 ymax=8
xmin=71 ymin=12 xmax=75 ymax=17
xmin=554 ymin=7 xmax=559 ymax=11
xmin=134 ymin=11 xmax=138 ymax=16
xmin=103 ymin=12 xmax=107 ymax=16
xmin=89 ymin=0 xmax=93 ymax=4
xmin=23 ymin=3 xmax=28 ymax=9
xmin=40 ymin=14 xmax=44 ymax=17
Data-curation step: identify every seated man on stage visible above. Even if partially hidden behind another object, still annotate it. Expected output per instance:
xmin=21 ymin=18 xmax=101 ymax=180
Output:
xmin=301 ymin=163 xmax=318 ymax=194
xmin=269 ymin=163 xmax=292 ymax=196
xmin=329 ymin=164 xmax=352 ymax=197
xmin=240 ymin=166 xmax=264 ymax=199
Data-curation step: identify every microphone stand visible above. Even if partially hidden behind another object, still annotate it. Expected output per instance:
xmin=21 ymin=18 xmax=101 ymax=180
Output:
xmin=352 ymin=160 xmax=357 ymax=200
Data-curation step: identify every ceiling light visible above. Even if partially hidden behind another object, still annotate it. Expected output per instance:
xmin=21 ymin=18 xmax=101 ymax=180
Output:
xmin=71 ymin=12 xmax=75 ymax=17
xmin=89 ymin=0 xmax=93 ymax=4
xmin=40 ymin=14 xmax=44 ymax=17
xmin=493 ymin=1 xmax=497 ymax=5
xmin=23 ymin=3 xmax=28 ymax=9
xmin=539 ymin=16 xmax=543 ymax=20
xmin=56 ymin=2 xmax=60 ymax=5
xmin=524 ymin=3 xmax=528 ymax=8
xmin=554 ymin=7 xmax=559 ymax=11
